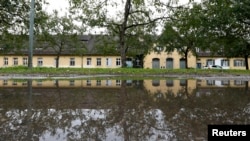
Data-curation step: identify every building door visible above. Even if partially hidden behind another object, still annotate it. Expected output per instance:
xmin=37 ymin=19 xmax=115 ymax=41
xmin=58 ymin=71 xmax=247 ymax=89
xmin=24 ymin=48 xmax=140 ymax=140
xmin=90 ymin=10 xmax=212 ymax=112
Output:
xmin=152 ymin=58 xmax=160 ymax=69
xmin=197 ymin=63 xmax=202 ymax=69
xmin=166 ymin=58 xmax=173 ymax=69
xmin=180 ymin=58 xmax=186 ymax=69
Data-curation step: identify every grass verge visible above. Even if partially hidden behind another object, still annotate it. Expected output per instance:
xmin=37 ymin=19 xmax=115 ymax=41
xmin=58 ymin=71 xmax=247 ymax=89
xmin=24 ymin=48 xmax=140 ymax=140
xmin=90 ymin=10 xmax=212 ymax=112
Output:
xmin=0 ymin=66 xmax=249 ymax=76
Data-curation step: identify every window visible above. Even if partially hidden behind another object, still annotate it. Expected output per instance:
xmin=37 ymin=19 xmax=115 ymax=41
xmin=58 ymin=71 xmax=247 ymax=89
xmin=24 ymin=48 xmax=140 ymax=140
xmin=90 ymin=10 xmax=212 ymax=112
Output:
xmin=180 ymin=79 xmax=187 ymax=86
xmin=116 ymin=58 xmax=121 ymax=66
xmin=70 ymin=58 xmax=75 ymax=66
xmin=166 ymin=80 xmax=174 ymax=87
xmin=234 ymin=60 xmax=245 ymax=67
xmin=12 ymin=80 xmax=17 ymax=86
xmin=86 ymin=79 xmax=91 ymax=86
xmin=37 ymin=80 xmax=43 ymax=86
xmin=106 ymin=80 xmax=112 ymax=86
xmin=207 ymin=80 xmax=215 ymax=85
xmin=106 ymin=58 xmax=112 ymax=66
xmin=37 ymin=58 xmax=43 ymax=67
xmin=4 ymin=57 xmax=8 ymax=66
xmin=116 ymin=80 xmax=121 ymax=86
xmin=234 ymin=80 xmax=245 ymax=85
xmin=152 ymin=80 xmax=160 ymax=86
xmin=13 ymin=58 xmax=18 ymax=66
xmin=221 ymin=59 xmax=229 ymax=67
xmin=96 ymin=80 xmax=101 ymax=86
xmin=23 ymin=58 xmax=28 ymax=66
xmin=222 ymin=80 xmax=230 ymax=85
xmin=97 ymin=58 xmax=101 ymax=66
xmin=3 ymin=80 xmax=8 ymax=85
xmin=69 ymin=80 xmax=75 ymax=86
xmin=206 ymin=59 xmax=215 ymax=66
xmin=87 ymin=58 xmax=91 ymax=66
xmin=22 ymin=81 xmax=27 ymax=86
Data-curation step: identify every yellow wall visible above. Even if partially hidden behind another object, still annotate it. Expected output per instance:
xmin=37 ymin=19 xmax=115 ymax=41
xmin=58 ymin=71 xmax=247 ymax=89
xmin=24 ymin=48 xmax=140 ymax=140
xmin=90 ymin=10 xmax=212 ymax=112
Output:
xmin=0 ymin=55 xmax=122 ymax=68
xmin=1 ymin=79 xmax=248 ymax=96
xmin=198 ymin=79 xmax=249 ymax=88
xmin=143 ymin=50 xmax=196 ymax=69
xmin=0 ymin=79 xmax=123 ymax=88
xmin=197 ymin=57 xmax=249 ymax=70
xmin=0 ymin=55 xmax=27 ymax=67
xmin=143 ymin=79 xmax=197 ymax=96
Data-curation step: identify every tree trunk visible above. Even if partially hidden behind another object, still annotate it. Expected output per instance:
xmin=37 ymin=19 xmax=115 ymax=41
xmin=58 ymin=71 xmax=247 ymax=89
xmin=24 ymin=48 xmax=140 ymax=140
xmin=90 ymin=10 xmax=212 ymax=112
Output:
xmin=185 ymin=49 xmax=189 ymax=69
xmin=244 ymin=55 xmax=249 ymax=70
xmin=119 ymin=0 xmax=131 ymax=68
xmin=56 ymin=55 xmax=60 ymax=68
xmin=119 ymin=33 xmax=127 ymax=67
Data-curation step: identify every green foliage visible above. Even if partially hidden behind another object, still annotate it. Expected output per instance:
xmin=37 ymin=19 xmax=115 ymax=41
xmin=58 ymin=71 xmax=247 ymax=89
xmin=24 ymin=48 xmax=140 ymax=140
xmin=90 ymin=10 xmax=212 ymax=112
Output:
xmin=200 ymin=0 xmax=250 ymax=69
xmin=0 ymin=0 xmax=47 ymax=33
xmin=69 ymin=0 xmax=168 ymax=67
xmin=159 ymin=3 xmax=204 ymax=68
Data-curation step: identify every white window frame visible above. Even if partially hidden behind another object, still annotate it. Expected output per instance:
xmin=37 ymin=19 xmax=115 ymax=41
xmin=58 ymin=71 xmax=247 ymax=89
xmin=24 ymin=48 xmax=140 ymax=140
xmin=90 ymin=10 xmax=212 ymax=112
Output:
xmin=70 ymin=58 xmax=75 ymax=66
xmin=234 ymin=60 xmax=245 ymax=67
xmin=116 ymin=58 xmax=121 ymax=66
xmin=97 ymin=58 xmax=101 ymax=66
xmin=221 ymin=59 xmax=229 ymax=67
xmin=37 ymin=58 xmax=43 ymax=67
xmin=87 ymin=58 xmax=92 ymax=66
xmin=13 ymin=58 xmax=18 ymax=66
xmin=23 ymin=57 xmax=28 ymax=66
xmin=4 ymin=57 xmax=8 ymax=66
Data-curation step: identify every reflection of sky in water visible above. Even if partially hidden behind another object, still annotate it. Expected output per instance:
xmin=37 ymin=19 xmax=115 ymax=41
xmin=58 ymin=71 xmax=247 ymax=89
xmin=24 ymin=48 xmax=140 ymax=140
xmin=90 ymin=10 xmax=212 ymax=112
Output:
xmin=1 ymin=79 xmax=250 ymax=141
xmin=39 ymin=109 xmax=174 ymax=141
xmin=5 ymin=109 xmax=174 ymax=141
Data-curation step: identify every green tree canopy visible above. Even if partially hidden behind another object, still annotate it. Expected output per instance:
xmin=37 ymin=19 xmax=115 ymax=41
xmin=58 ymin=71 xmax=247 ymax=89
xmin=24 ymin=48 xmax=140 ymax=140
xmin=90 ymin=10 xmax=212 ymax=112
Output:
xmin=70 ymin=0 xmax=171 ymax=67
xmin=159 ymin=3 xmax=204 ymax=68
xmin=199 ymin=0 xmax=250 ymax=69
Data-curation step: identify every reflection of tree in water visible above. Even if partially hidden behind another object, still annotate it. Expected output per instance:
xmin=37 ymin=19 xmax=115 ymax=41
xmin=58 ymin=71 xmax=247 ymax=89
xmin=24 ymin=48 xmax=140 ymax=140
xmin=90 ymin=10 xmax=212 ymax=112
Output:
xmin=106 ymin=80 xmax=173 ymax=141
xmin=154 ymin=86 xmax=250 ymax=141
xmin=1 ymin=79 xmax=250 ymax=140
xmin=0 ymin=80 xmax=175 ymax=141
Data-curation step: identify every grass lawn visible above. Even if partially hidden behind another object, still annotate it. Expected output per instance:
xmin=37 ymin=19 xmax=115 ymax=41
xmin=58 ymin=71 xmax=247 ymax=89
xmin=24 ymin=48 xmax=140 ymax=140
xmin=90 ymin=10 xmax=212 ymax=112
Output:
xmin=0 ymin=66 xmax=249 ymax=76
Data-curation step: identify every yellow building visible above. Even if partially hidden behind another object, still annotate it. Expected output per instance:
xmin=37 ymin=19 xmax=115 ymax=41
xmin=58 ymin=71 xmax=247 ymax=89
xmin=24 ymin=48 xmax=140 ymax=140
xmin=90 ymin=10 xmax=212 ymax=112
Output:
xmin=1 ymin=35 xmax=249 ymax=69
xmin=143 ymin=79 xmax=197 ymax=97
xmin=197 ymin=56 xmax=248 ymax=70
xmin=0 ymin=54 xmax=122 ymax=68
xmin=0 ymin=79 xmax=124 ymax=88
xmin=0 ymin=35 xmax=123 ymax=68
xmin=143 ymin=49 xmax=197 ymax=69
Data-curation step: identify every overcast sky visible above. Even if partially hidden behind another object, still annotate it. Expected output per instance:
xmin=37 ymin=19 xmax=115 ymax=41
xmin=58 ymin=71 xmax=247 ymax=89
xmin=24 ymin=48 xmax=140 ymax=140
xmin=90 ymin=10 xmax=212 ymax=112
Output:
xmin=43 ymin=0 xmax=200 ymax=14
xmin=43 ymin=0 xmax=200 ymax=34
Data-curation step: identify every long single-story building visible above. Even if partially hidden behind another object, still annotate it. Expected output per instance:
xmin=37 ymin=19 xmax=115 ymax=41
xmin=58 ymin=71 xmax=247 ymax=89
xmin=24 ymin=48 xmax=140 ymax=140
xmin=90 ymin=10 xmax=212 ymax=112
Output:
xmin=0 ymin=35 xmax=249 ymax=69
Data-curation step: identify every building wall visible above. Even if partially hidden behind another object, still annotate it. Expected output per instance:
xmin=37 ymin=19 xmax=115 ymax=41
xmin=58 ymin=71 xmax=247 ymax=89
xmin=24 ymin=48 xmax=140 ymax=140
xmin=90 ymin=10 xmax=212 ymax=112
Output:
xmin=0 ymin=55 xmax=122 ymax=68
xmin=143 ymin=79 xmax=197 ymax=96
xmin=0 ymin=55 xmax=27 ymax=67
xmin=198 ymin=79 xmax=250 ymax=88
xmin=143 ymin=50 xmax=197 ymax=69
xmin=0 ymin=79 xmax=124 ymax=88
xmin=197 ymin=57 xmax=249 ymax=70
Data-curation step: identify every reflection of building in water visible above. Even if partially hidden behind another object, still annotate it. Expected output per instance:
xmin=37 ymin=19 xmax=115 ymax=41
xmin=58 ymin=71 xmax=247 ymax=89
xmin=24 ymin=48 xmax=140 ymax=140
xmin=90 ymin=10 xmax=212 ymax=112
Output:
xmin=143 ymin=79 xmax=197 ymax=96
xmin=0 ymin=79 xmax=136 ymax=88
xmin=198 ymin=79 xmax=250 ymax=88
xmin=144 ymin=79 xmax=250 ymax=96
xmin=0 ymin=79 xmax=249 ymax=95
